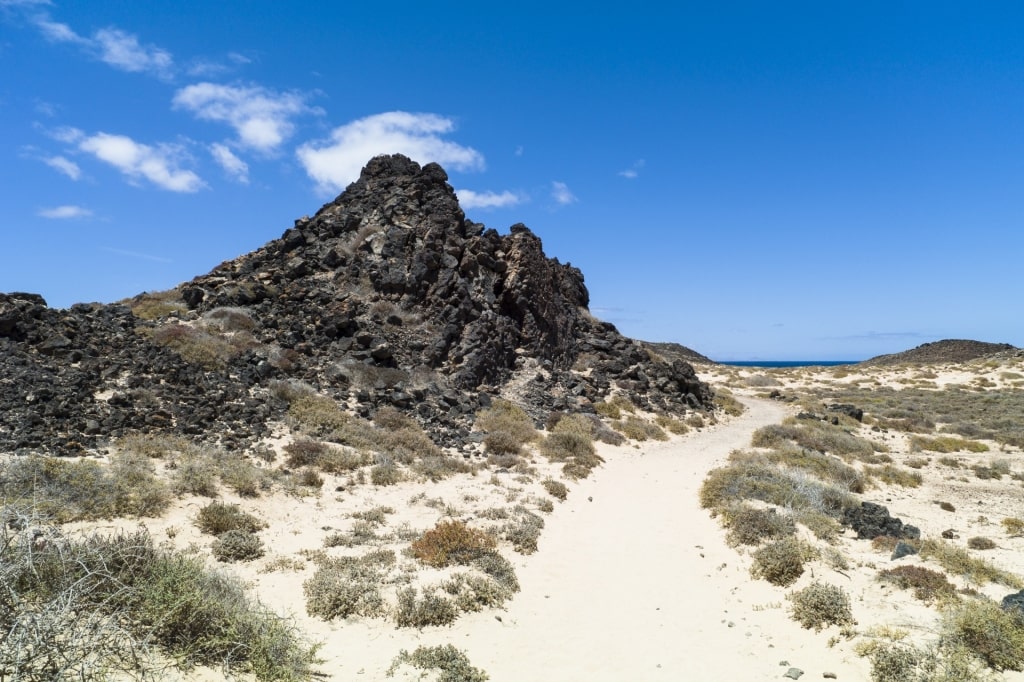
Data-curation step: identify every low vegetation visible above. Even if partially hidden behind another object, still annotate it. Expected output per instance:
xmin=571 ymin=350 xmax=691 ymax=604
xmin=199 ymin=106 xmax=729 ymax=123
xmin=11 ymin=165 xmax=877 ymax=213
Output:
xmin=750 ymin=537 xmax=815 ymax=587
xmin=387 ymin=645 xmax=489 ymax=682
xmin=788 ymin=581 xmax=855 ymax=630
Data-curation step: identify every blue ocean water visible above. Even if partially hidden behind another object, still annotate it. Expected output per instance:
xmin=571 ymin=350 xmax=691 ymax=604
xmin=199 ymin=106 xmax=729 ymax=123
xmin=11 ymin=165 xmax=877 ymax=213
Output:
xmin=717 ymin=360 xmax=859 ymax=368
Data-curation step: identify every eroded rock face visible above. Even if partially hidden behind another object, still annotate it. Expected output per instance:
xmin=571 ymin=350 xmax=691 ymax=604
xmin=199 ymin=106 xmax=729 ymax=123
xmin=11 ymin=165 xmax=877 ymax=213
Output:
xmin=0 ymin=155 xmax=712 ymax=454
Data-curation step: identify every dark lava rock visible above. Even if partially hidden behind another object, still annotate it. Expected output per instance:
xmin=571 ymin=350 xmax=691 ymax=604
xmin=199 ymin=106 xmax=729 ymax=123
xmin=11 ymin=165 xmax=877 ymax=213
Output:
xmin=0 ymin=155 xmax=713 ymax=455
xmin=842 ymin=501 xmax=921 ymax=540
xmin=891 ymin=541 xmax=919 ymax=560
xmin=827 ymin=403 xmax=863 ymax=422
xmin=1002 ymin=590 xmax=1024 ymax=619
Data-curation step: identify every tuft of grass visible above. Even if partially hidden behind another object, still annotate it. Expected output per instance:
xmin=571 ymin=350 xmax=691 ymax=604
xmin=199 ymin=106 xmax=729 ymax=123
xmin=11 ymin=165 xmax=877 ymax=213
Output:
xmin=410 ymin=521 xmax=497 ymax=568
xmin=919 ymin=539 xmax=1023 ymax=588
xmin=126 ymin=289 xmax=187 ymax=320
xmin=967 ymin=537 xmax=996 ymax=550
xmin=910 ymin=435 xmax=990 ymax=453
xmin=789 ymin=581 xmax=855 ymax=631
xmin=1003 ymin=517 xmax=1024 ymax=537
xmin=611 ymin=415 xmax=668 ymax=441
xmin=593 ymin=395 xmax=635 ymax=419
xmin=387 ymin=645 xmax=489 ymax=681
xmin=865 ymin=464 xmax=924 ymax=488
xmin=750 ymin=537 xmax=815 ymax=587
xmin=713 ymin=390 xmax=746 ymax=416
xmin=540 ymin=413 xmax=602 ymax=479
xmin=393 ymin=587 xmax=459 ymax=628
xmin=655 ymin=414 xmax=690 ymax=435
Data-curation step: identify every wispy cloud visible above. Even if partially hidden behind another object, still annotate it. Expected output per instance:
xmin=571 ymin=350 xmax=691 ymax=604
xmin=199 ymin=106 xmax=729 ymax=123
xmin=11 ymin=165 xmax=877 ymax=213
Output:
xmin=38 ymin=204 xmax=91 ymax=219
xmin=551 ymin=181 xmax=577 ymax=205
xmin=20 ymin=6 xmax=174 ymax=79
xmin=47 ymin=125 xmax=84 ymax=143
xmin=186 ymin=51 xmax=253 ymax=78
xmin=43 ymin=154 xmax=81 ymax=179
xmin=210 ymin=143 xmax=249 ymax=183
xmin=827 ymin=331 xmax=930 ymax=341
xmin=296 ymin=111 xmax=484 ymax=194
xmin=618 ymin=159 xmax=645 ymax=179
xmin=100 ymin=247 xmax=171 ymax=263
xmin=79 ymin=132 xmax=204 ymax=192
xmin=173 ymin=83 xmax=315 ymax=153
xmin=456 ymin=189 xmax=523 ymax=210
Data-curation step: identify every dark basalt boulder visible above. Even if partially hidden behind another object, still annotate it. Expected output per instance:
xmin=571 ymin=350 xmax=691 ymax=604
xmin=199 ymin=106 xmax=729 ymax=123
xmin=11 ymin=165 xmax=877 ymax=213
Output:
xmin=842 ymin=501 xmax=921 ymax=540
xmin=0 ymin=155 xmax=713 ymax=455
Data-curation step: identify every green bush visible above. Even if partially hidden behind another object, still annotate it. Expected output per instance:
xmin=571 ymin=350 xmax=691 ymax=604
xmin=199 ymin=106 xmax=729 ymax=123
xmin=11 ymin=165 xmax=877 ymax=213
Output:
xmin=789 ymin=581 xmax=855 ymax=630
xmin=387 ymin=645 xmax=489 ymax=682
xmin=212 ymin=530 xmax=266 ymax=562
xmin=750 ymin=537 xmax=814 ymax=586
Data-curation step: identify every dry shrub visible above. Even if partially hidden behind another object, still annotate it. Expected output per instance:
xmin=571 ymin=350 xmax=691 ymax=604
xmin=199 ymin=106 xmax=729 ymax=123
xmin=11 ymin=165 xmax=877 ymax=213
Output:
xmin=303 ymin=555 xmax=387 ymax=621
xmin=655 ymin=414 xmax=690 ymax=435
xmin=387 ymin=645 xmax=489 ymax=682
xmin=593 ymin=395 xmax=635 ymax=419
xmin=541 ymin=414 xmax=602 ymax=479
xmin=865 ymin=464 xmax=924 ymax=488
xmin=149 ymin=322 xmax=244 ymax=370
xmin=411 ymin=521 xmax=496 ymax=568
xmin=195 ymin=501 xmax=265 ymax=535
xmin=719 ymin=503 xmax=796 ymax=546
xmin=911 ymin=435 xmax=989 ymax=453
xmin=127 ymin=289 xmax=187 ymax=319
xmin=211 ymin=530 xmax=265 ymax=562
xmin=288 ymin=394 xmax=351 ymax=434
xmin=501 ymin=506 xmax=544 ymax=554
xmin=877 ymin=565 xmax=957 ymax=602
xmin=611 ymin=415 xmax=668 ymax=441
xmin=750 ymin=537 xmax=815 ymax=586
xmin=789 ymin=581 xmax=855 ymax=630
xmin=714 ymin=390 xmax=746 ymax=416
xmin=764 ymin=445 xmax=866 ymax=493
xmin=476 ymin=400 xmax=537 ymax=454
xmin=920 ymin=539 xmax=1023 ymax=588
xmin=967 ymin=537 xmax=996 ymax=551
xmin=542 ymin=479 xmax=568 ymax=501
xmin=943 ymin=599 xmax=1024 ymax=671
xmin=1003 ymin=517 xmax=1024 ymax=537
xmin=443 ymin=573 xmax=513 ymax=612
xmin=394 ymin=587 xmax=458 ymax=628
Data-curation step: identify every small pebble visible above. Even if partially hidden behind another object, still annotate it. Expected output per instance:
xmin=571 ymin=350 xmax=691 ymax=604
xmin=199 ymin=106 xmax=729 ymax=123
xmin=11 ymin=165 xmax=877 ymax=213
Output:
xmin=783 ymin=668 xmax=804 ymax=680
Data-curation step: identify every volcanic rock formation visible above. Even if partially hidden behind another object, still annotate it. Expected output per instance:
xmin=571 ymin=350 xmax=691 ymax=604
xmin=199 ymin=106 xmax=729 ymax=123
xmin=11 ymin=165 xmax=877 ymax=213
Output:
xmin=0 ymin=155 xmax=712 ymax=455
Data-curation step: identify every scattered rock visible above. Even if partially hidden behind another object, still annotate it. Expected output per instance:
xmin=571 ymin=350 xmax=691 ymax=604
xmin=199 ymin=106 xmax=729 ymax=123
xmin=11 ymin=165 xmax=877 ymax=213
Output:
xmin=842 ymin=502 xmax=920 ymax=540
xmin=784 ymin=668 xmax=804 ymax=679
xmin=891 ymin=542 xmax=918 ymax=560
xmin=1002 ymin=590 xmax=1024 ymax=619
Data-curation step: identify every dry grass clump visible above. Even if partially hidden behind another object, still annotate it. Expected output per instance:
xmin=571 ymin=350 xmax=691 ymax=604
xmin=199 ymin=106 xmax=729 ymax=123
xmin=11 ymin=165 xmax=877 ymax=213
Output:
xmin=0 ymin=514 xmax=317 ymax=681
xmin=195 ymin=501 xmax=266 ymax=535
xmin=764 ymin=445 xmax=867 ymax=493
xmin=476 ymin=399 xmax=538 ymax=455
xmin=972 ymin=460 xmax=1012 ymax=481
xmin=919 ymin=539 xmax=1023 ymax=588
xmin=911 ymin=435 xmax=990 ymax=453
xmin=593 ymin=395 xmax=635 ymax=419
xmin=752 ymin=419 xmax=879 ymax=462
xmin=287 ymin=394 xmax=353 ymax=435
xmin=611 ymin=415 xmax=668 ymax=441
xmin=284 ymin=438 xmax=370 ymax=473
xmin=387 ymin=645 xmax=489 ymax=682
xmin=713 ymin=389 xmax=746 ymax=416
xmin=718 ymin=503 xmax=796 ymax=546
xmin=788 ymin=581 xmax=855 ymax=630
xmin=410 ymin=520 xmax=497 ymax=568
xmin=750 ymin=537 xmax=815 ymax=586
xmin=1003 ymin=517 xmax=1024 ymax=537
xmin=865 ymin=464 xmax=924 ymax=488
xmin=540 ymin=413 xmax=603 ymax=479
xmin=126 ymin=288 xmax=188 ymax=319
xmin=148 ymin=322 xmax=255 ymax=370
xmin=877 ymin=565 xmax=957 ymax=602
xmin=0 ymin=454 xmax=171 ymax=523
xmin=655 ymin=413 xmax=690 ymax=434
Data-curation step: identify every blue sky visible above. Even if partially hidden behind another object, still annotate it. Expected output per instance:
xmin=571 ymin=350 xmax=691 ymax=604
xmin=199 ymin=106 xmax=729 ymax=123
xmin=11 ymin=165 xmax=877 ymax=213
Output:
xmin=2 ymin=1 xmax=1022 ymax=360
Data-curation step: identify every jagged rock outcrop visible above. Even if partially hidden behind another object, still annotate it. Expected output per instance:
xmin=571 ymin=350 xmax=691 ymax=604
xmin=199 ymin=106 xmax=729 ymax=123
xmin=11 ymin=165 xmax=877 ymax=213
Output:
xmin=0 ymin=155 xmax=712 ymax=455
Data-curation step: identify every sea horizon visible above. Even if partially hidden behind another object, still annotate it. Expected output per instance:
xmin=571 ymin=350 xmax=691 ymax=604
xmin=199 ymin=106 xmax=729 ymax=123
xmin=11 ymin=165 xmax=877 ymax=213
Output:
xmin=715 ymin=360 xmax=859 ymax=368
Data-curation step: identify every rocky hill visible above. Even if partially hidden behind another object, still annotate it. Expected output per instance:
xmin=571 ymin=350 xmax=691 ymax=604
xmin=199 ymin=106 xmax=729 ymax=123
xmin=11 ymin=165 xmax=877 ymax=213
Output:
xmin=0 ymin=155 xmax=712 ymax=455
xmin=861 ymin=339 xmax=1018 ymax=366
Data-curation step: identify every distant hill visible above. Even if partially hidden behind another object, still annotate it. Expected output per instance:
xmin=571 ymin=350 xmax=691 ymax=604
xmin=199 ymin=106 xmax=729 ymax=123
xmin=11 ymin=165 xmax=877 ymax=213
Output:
xmin=861 ymin=339 xmax=1018 ymax=366
xmin=641 ymin=341 xmax=715 ymax=365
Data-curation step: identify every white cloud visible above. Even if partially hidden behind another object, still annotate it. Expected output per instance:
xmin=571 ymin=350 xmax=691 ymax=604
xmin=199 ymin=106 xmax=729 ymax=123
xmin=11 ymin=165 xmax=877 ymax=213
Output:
xmin=173 ymin=83 xmax=313 ymax=152
xmin=551 ymin=181 xmax=577 ymax=205
xmin=93 ymin=27 xmax=173 ymax=78
xmin=79 ymin=132 xmax=204 ymax=192
xmin=296 ymin=111 xmax=484 ymax=194
xmin=49 ymin=125 xmax=84 ymax=143
xmin=456 ymin=189 xmax=523 ymax=210
xmin=34 ymin=18 xmax=86 ymax=44
xmin=38 ymin=205 xmax=91 ymax=219
xmin=210 ymin=143 xmax=249 ymax=183
xmin=43 ymin=155 xmax=80 ymax=179
xmin=618 ymin=159 xmax=645 ymax=179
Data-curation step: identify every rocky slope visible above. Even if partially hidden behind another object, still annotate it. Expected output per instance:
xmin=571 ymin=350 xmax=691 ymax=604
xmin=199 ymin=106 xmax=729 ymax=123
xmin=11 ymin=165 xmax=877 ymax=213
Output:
xmin=0 ymin=155 xmax=712 ymax=455
xmin=861 ymin=339 xmax=1018 ymax=366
